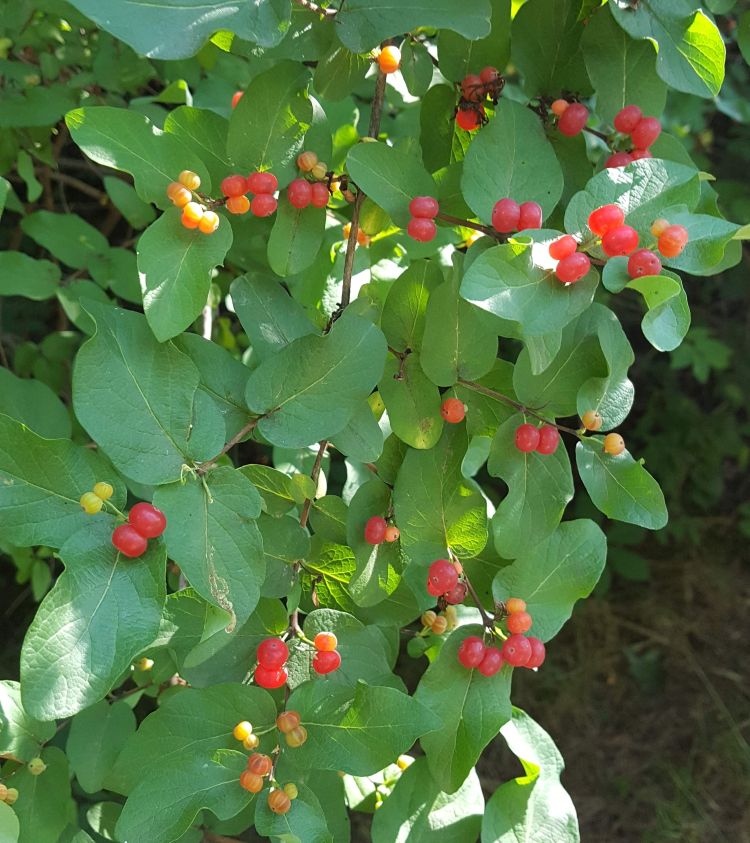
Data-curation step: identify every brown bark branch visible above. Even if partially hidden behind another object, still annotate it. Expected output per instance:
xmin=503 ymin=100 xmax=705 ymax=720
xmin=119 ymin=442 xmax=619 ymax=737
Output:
xmin=196 ymin=417 xmax=260 ymax=475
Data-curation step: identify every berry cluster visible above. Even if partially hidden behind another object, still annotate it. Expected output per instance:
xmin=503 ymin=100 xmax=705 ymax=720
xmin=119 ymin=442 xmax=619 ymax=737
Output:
xmin=582 ymin=411 xmax=626 ymax=456
xmin=514 ymin=422 xmax=559 ymax=455
xmin=364 ymin=515 xmax=400 ymax=545
xmin=0 ymin=783 xmax=18 ymax=806
xmin=297 ymin=150 xmax=329 ymax=181
xmin=605 ymin=105 xmax=661 ymax=167
xmin=650 ymin=217 xmax=689 ymax=259
xmin=548 ymin=235 xmax=591 ymax=283
xmin=277 ymin=710 xmax=307 ymax=748
xmin=312 ymin=631 xmax=341 ymax=675
xmin=166 ymin=171 xmax=220 ymax=234
xmin=456 ymin=66 xmax=503 ymax=131
xmin=378 ymin=45 xmax=401 ymax=74
xmin=232 ymin=719 xmax=260 ymax=751
xmin=287 ymin=178 xmax=329 ymax=210
xmin=421 ymin=605 xmax=457 ymax=635
xmin=440 ymin=397 xmax=465 ymax=424
xmin=407 ymin=196 xmax=439 ymax=243
xmin=239 ymin=752 xmax=273 ymax=794
xmin=254 ymin=638 xmax=289 ymax=689
xmin=111 ymin=503 xmax=166 ymax=559
xmin=221 ymin=171 xmax=278 ymax=217
xmin=550 ymin=99 xmax=590 ymax=137
xmin=491 ymin=198 xmax=542 ymax=234
xmin=79 ymin=480 xmax=114 ymax=515
xmin=426 ymin=559 xmax=467 ymax=605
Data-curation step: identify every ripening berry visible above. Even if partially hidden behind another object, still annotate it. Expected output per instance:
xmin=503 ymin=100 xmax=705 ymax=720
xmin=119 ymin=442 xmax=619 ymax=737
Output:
xmin=251 ymin=194 xmax=277 ymax=217
xmin=507 ymin=611 xmax=532 ymax=634
xmin=288 ymin=178 xmax=312 ymax=209
xmin=431 ymin=615 xmax=448 ymax=635
xmin=479 ymin=65 xmax=501 ymax=89
xmin=478 ymin=647 xmax=504 ymax=677
xmin=558 ymin=103 xmax=589 ymax=136
xmin=309 ymin=182 xmax=329 ymax=209
xmin=605 ymin=152 xmax=632 ymax=169
xmin=170 ymin=185 xmax=193 ymax=209
xmin=198 ymin=211 xmax=220 ymax=234
xmin=247 ymin=753 xmax=273 ymax=776
xmin=630 ymin=149 xmax=652 ymax=161
xmin=135 ymin=657 xmax=154 ymax=671
xmin=526 ymin=637 xmax=546 ymax=669
xmin=407 ymin=217 xmax=437 ymax=242
xmin=226 ymin=195 xmax=250 ymax=215
xmin=276 ymin=711 xmax=301 ymax=733
xmin=268 ymin=788 xmax=292 ymax=815
xmin=421 ymin=610 xmax=437 ymax=628
xmin=536 ymin=425 xmax=560 ymax=455
xmin=441 ymin=397 xmax=465 ymax=424
xmin=231 ymin=91 xmax=243 ymax=109
xmin=409 ymin=196 xmax=439 ymax=219
xmin=603 ymin=433 xmax=625 ymax=456
xmin=502 ymin=633 xmax=532 ymax=667
xmin=461 ymin=74 xmax=484 ymax=103
xmin=384 ymin=526 xmax=400 ymax=542
xmin=601 ymin=225 xmax=639 ymax=257
xmin=28 ymin=757 xmax=46 ymax=776
xmin=550 ymin=99 xmax=569 ymax=117
xmin=628 ymin=248 xmax=661 ymax=278
xmin=182 ymin=200 xmax=204 ymax=222
xmin=505 ymin=597 xmax=526 ymax=614
xmin=283 ymin=783 xmax=299 ymax=800
xmin=364 ymin=515 xmax=387 ymax=545
xmin=257 ymin=638 xmax=289 ymax=669
xmin=178 ymin=170 xmax=200 ymax=191
xmin=243 ymin=733 xmax=260 ymax=750
xmin=658 ymin=224 xmax=689 ymax=258
xmin=310 ymin=162 xmax=328 ymax=181
xmin=297 ymin=150 xmax=318 ymax=172
xmin=285 ymin=725 xmax=308 ymax=748
xmin=239 ymin=770 xmax=264 ymax=793
xmin=80 ymin=492 xmax=103 ymax=514
xmin=378 ymin=45 xmax=401 ymax=73
xmin=581 ymin=410 xmax=603 ymax=431
xmin=427 ymin=559 xmax=459 ymax=596
xmin=518 ymin=201 xmax=543 ymax=231
xmin=630 ymin=116 xmax=661 ymax=149
xmin=314 ymin=632 xmax=338 ymax=652
xmin=112 ymin=525 xmax=148 ymax=558
xmin=221 ymin=175 xmax=248 ymax=197
xmin=4 ymin=788 xmax=18 ymax=806
xmin=233 ymin=721 xmax=254 ymax=742
xmin=555 ymin=252 xmax=590 ymax=283
xmin=650 ymin=218 xmax=670 ymax=237
xmin=456 ymin=106 xmax=484 ymax=131
xmin=549 ymin=235 xmax=577 ymax=261
xmin=93 ymin=482 xmax=113 ymax=501
xmin=613 ymin=105 xmax=643 ymax=134
xmin=444 ymin=581 xmax=467 ymax=605
xmin=492 ymin=198 xmax=521 ymax=233
xmin=128 ymin=502 xmax=167 ymax=539
xmin=515 ymin=423 xmax=540 ymax=453
xmin=588 ymin=204 xmax=625 ymax=236
xmin=167 ymin=181 xmax=185 ymax=201
xmin=457 ymin=635 xmax=486 ymax=669
xmin=254 ymin=665 xmax=287 ymax=689
xmin=247 ymin=172 xmax=278 ymax=195
xmin=0 ymin=784 xmax=7 ymax=801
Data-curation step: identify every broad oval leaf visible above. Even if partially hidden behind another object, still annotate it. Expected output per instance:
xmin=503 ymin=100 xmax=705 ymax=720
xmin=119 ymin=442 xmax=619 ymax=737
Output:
xmin=0 ymin=680 xmax=56 ymax=762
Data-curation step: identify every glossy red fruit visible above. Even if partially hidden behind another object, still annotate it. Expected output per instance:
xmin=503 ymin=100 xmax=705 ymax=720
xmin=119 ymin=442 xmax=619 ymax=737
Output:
xmin=518 ymin=201 xmax=543 ymax=231
xmin=491 ymin=198 xmax=521 ymax=233
xmin=601 ymin=225 xmax=639 ymax=257
xmin=629 ymin=149 xmax=653 ymax=160
xmin=457 ymin=636 xmax=486 ymax=669
xmin=231 ymin=91 xmax=244 ymax=109
xmin=312 ymin=649 xmax=341 ymax=674
xmin=456 ymin=106 xmax=484 ymax=131
xmin=444 ymin=581 xmax=468 ymax=605
xmin=514 ymin=423 xmax=540 ymax=453
xmin=128 ymin=502 xmax=167 ymax=538
xmin=507 ymin=610 xmax=532 ymax=634
xmin=630 ymin=116 xmax=661 ymax=149
xmin=605 ymin=152 xmax=632 ymax=169
xmin=526 ymin=637 xmax=546 ymax=668
xmin=502 ymin=633 xmax=532 ymax=667
xmin=251 ymin=194 xmax=277 ymax=217
xmin=555 ymin=252 xmax=590 ymax=283
xmin=479 ymin=66 xmax=500 ymax=87
xmin=536 ymin=425 xmax=560 ymax=455
xmin=441 ymin=397 xmax=465 ymax=423
xmin=257 ymin=638 xmax=289 ymax=669
xmin=221 ymin=175 xmax=247 ymax=197
xmin=558 ymin=103 xmax=589 ymax=136
xmin=627 ymin=249 xmax=662 ymax=278
xmin=461 ymin=74 xmax=484 ymax=103
xmin=287 ymin=178 xmax=312 ymax=209
xmin=364 ymin=516 xmax=387 ymax=545
xmin=247 ymin=171 xmax=278 ymax=194
xmin=613 ymin=105 xmax=643 ymax=134
xmin=658 ymin=224 xmax=689 ymax=258
xmin=409 ymin=196 xmax=439 ymax=219
xmin=407 ymin=217 xmax=437 ymax=242
xmin=478 ymin=647 xmax=504 ymax=677
xmin=254 ymin=665 xmax=287 ymax=689
xmin=588 ymin=204 xmax=625 ymax=236
xmin=112 ymin=524 xmax=148 ymax=558
xmin=549 ymin=235 xmax=577 ymax=261
xmin=310 ymin=182 xmax=329 ymax=208
xmin=427 ymin=559 xmax=458 ymax=596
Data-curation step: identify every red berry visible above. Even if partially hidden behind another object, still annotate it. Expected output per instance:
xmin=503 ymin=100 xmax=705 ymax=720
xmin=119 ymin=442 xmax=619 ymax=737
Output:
xmin=479 ymin=66 xmax=500 ymax=87
xmin=605 ymin=152 xmax=632 ymax=169
xmin=254 ymin=665 xmax=287 ymax=689
xmin=287 ymin=178 xmax=312 ymax=209
xmin=658 ymin=224 xmax=689 ymax=258
xmin=251 ymin=194 xmax=277 ymax=217
xmin=441 ymin=397 xmax=465 ymax=424
xmin=409 ymin=196 xmax=439 ymax=219
xmin=601 ymin=224 xmax=639 ymax=257
xmin=630 ymin=116 xmax=661 ymax=149
xmin=549 ymin=235 xmax=577 ymax=261
xmin=478 ymin=647 xmax=504 ymax=677
xmin=221 ymin=175 xmax=248 ymax=198
xmin=247 ymin=172 xmax=278 ymax=194
xmin=525 ymin=637 xmax=546 ymax=669
xmin=558 ymin=103 xmax=588 ymax=136
xmin=514 ymin=423 xmax=540 ymax=453
xmin=457 ymin=636 xmax=486 ymax=669
xmin=507 ymin=610 xmax=532 ymax=634
xmin=629 ymin=149 xmax=653 ymax=160
xmin=491 ymin=198 xmax=521 ymax=233
xmin=310 ymin=182 xmax=329 ymax=208
xmin=364 ymin=516 xmax=387 ymax=545
xmin=231 ymin=91 xmax=244 ymax=109
xmin=407 ymin=217 xmax=437 ymax=242
xmin=613 ymin=105 xmax=642 ymax=134
xmin=501 ymin=634 xmax=532 ymax=667
xmin=518 ymin=201 xmax=543 ymax=231
xmin=588 ymin=204 xmax=624 ymax=236
xmin=312 ymin=649 xmax=341 ymax=674
xmin=461 ymin=74 xmax=484 ymax=103
xmin=128 ymin=502 xmax=167 ymax=539
xmin=555 ymin=252 xmax=590 ymax=283
xmin=536 ymin=425 xmax=559 ymax=455
xmin=112 ymin=524 xmax=148 ymax=558
xmin=257 ymin=638 xmax=289 ymax=670
xmin=444 ymin=581 xmax=468 ymax=605
xmin=627 ymin=249 xmax=662 ymax=278
xmin=427 ymin=559 xmax=458 ymax=596
xmin=456 ymin=107 xmax=483 ymax=131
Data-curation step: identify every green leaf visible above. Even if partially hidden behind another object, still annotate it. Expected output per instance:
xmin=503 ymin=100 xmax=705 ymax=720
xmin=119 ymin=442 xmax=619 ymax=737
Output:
xmin=88 ymin=248 xmax=141 ymax=303
xmin=10 ymin=747 xmax=72 ymax=843
xmin=419 ymin=86 xmax=471 ymax=173
xmin=314 ymin=45 xmax=370 ymax=102
xmin=154 ymin=467 xmax=263 ymax=632
xmin=0 ymin=369 xmax=70 ymax=439
xmin=163 ymin=107 xmax=232 ymax=190
xmin=379 ymin=355 xmax=443 ymax=450
xmin=381 ymin=260 xmax=444 ymax=353
xmin=260 ymin=513 xmax=309 ymax=596
xmin=462 ymin=101 xmax=564 ymax=223
xmin=492 ymin=520 xmax=606 ymax=642
xmin=655 ymin=209 xmax=745 ymax=275
xmin=255 ymin=783 xmax=332 ymax=843
xmin=268 ymin=199 xmax=326 ymax=277
xmin=454 ymin=360 xmax=517 ymax=437
xmin=0 ymin=85 xmax=78 ymax=129
xmin=330 ymin=402 xmax=384 ymax=464
xmin=245 ymin=313 xmax=387 ymax=448
xmin=0 ymin=802 xmax=19 ymax=843
xmin=20 ymin=211 xmax=108 ymax=270
xmin=336 ymin=0 xmax=492 ymax=52
xmin=309 ymin=495 xmax=349 ymax=544
xmin=400 ymin=40 xmax=434 ymax=98
xmin=240 ymin=465 xmax=298 ymax=516
xmin=103 ymin=176 xmax=155 ymax=229
xmin=415 ymin=626 xmax=512 ymax=793
xmin=609 ymin=0 xmax=725 ymax=98
xmin=627 ymin=271 xmax=690 ymax=352
xmin=487 ymin=414 xmax=574 ymax=559
xmin=21 ymin=518 xmax=166 ymax=719
xmin=437 ymin=0 xmax=510 ymax=83
xmin=0 ymin=681 xmax=56 ymax=763
xmin=66 ymin=700 xmax=136 ymax=794
xmin=0 ymin=252 xmax=59 ymax=300
xmin=56 ymin=280 xmax=111 ymax=335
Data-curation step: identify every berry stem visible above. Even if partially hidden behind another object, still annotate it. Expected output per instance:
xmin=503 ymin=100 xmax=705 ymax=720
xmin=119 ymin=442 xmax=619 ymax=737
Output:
xmin=103 ymin=500 xmax=127 ymax=520
xmin=435 ymin=211 xmax=501 ymax=240
xmin=196 ymin=417 xmax=261 ymax=476
xmin=583 ymin=126 xmax=610 ymax=142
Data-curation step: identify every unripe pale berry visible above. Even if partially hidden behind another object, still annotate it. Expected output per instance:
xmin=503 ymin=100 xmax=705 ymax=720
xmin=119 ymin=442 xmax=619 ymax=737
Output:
xmin=283 ymin=783 xmax=299 ymax=800
xmin=549 ymin=235 xmax=577 ymax=261
xmin=505 ymin=597 xmax=526 ymax=614
xmin=558 ymin=103 xmax=589 ymax=136
xmin=257 ymin=637 xmax=289 ymax=669
xmin=588 ymin=204 xmax=624 ymax=237
xmin=407 ymin=217 xmax=437 ymax=242
xmin=288 ymin=178 xmax=312 ymax=209
xmin=233 ymin=721 xmax=254 ymax=742
xmin=268 ymin=788 xmax=292 ymax=814
xmin=515 ymin=423 xmax=540 ymax=453
xmin=555 ymin=252 xmax=590 ymax=283
xmin=605 ymin=152 xmax=632 ymax=168
xmin=310 ymin=162 xmax=328 ymax=180
xmin=243 ymin=733 xmax=260 ymax=750
xmin=456 ymin=107 xmax=484 ymax=131
xmin=441 ymin=397 xmax=465 ymax=423
xmin=239 ymin=771 xmax=264 ymax=793
xmin=378 ymin=45 xmax=401 ymax=74
xmin=630 ymin=116 xmax=661 ymax=149
xmin=457 ymin=635 xmax=486 ymax=669
xmin=444 ymin=605 xmax=458 ymax=629
xmin=461 ymin=74 xmax=484 ymax=103
xmin=254 ymin=665 xmax=287 ymax=689
xmin=247 ymin=171 xmax=278 ymax=195
xmin=135 ymin=657 xmax=154 ymax=671
xmin=178 ymin=170 xmax=200 ymax=190
xmin=93 ymin=481 xmax=113 ymax=501
xmin=409 ymin=196 xmax=439 ymax=219
xmin=507 ymin=611 xmax=532 ymax=634
xmin=226 ymin=195 xmax=250 ymax=215
xmin=658 ymin=224 xmax=689 ymax=258
xmin=276 ymin=711 xmax=301 ymax=733
xmin=536 ymin=425 xmax=560 ymax=455
xmin=581 ymin=410 xmax=603 ymax=431
xmin=650 ymin=218 xmax=670 ymax=238
xmin=247 ymin=753 xmax=273 ymax=776
xmin=628 ymin=249 xmax=662 ymax=278
xmin=426 ymin=559 xmax=458 ymax=596
xmin=297 ymin=150 xmax=318 ymax=172
xmin=198 ymin=211 xmax=220 ymax=234
xmin=431 ymin=615 xmax=448 ymax=635
xmin=421 ymin=610 xmax=437 ymax=628
xmin=603 ymin=433 xmax=625 ymax=456
xmin=170 ymin=186 xmax=192 ymax=208
xmin=502 ymin=633 xmax=532 ymax=667
xmin=518 ymin=201 xmax=543 ymax=231
xmin=613 ymin=105 xmax=643 ymax=134
xmin=28 ymin=757 xmax=46 ymax=776
xmin=251 ymin=194 xmax=277 ymax=217
xmin=364 ymin=515 xmax=387 ymax=545
xmin=221 ymin=175 xmax=247 ymax=197
xmin=384 ymin=526 xmax=400 ymax=542
xmin=0 ymin=784 xmax=7 ymax=801
xmin=80 ymin=492 xmax=103 ymax=514
xmin=601 ymin=225 xmax=638 ymax=257
xmin=314 ymin=631 xmax=337 ymax=651
xmin=492 ymin=198 xmax=520 ymax=233
xmin=128 ymin=502 xmax=167 ymax=539
xmin=4 ymin=788 xmax=18 ymax=806
xmin=550 ymin=99 xmax=569 ymax=116
xmin=112 ymin=524 xmax=148 ymax=558
xmin=526 ymin=637 xmax=546 ymax=669
xmin=285 ymin=725 xmax=308 ymax=748
xmin=310 ymin=182 xmax=329 ymax=208
xmin=444 ymin=581 xmax=468 ymax=605
xmin=478 ymin=647 xmax=504 ymax=677
xmin=231 ymin=91 xmax=243 ymax=109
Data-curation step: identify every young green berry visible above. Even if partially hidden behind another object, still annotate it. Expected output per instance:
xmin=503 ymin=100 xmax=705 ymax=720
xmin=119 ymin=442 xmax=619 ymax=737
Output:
xmin=409 ymin=196 xmax=439 ymax=219
xmin=284 ymin=725 xmax=308 ymax=748
xmin=518 ymin=201 xmax=543 ymax=231
xmin=314 ymin=631 xmax=337 ymax=652
xmin=310 ymin=161 xmax=328 ymax=180
xmin=525 ymin=637 xmax=546 ymax=669
xmin=128 ymin=502 xmax=167 ymax=539
xmin=257 ymin=638 xmax=289 ymax=669
xmin=456 ymin=106 xmax=484 ymax=131
xmin=601 ymin=225 xmax=639 ymax=257
xmin=444 ymin=581 xmax=467 ymax=605
xmin=251 ymin=194 xmax=277 ymax=217
xmin=605 ymin=151 xmax=632 ymax=169
xmin=112 ymin=525 xmax=148 ymax=558
xmin=581 ymin=410 xmax=603 ymax=431
xmin=558 ymin=102 xmax=588 ymax=136
xmin=407 ymin=217 xmax=437 ymax=242
xmin=441 ymin=397 xmax=465 ymax=424
xmin=444 ymin=604 xmax=458 ymax=629
xmin=549 ymin=235 xmax=577 ymax=261
xmin=243 ymin=733 xmax=260 ymax=750
xmin=658 ymin=224 xmax=689 ymax=258
xmin=628 ymin=249 xmax=661 ymax=278
xmin=478 ymin=647 xmax=504 ymax=677
xmin=630 ymin=116 xmax=661 ymax=149
xmin=515 ymin=423 xmax=540 ymax=453
xmin=555 ymin=252 xmax=590 ymax=283
xmin=536 ymin=425 xmax=560 ymax=455
xmin=501 ymin=633 xmax=532 ymax=667
xmin=233 ymin=721 xmax=254 ymax=742
xmin=135 ymin=657 xmax=154 ymax=671
xmin=457 ymin=635 xmax=486 ymax=669
xmin=506 ymin=610 xmax=532 ymax=634
xmin=247 ymin=753 xmax=273 ymax=776
xmin=384 ymin=525 xmax=400 ymax=542
xmin=603 ymin=433 xmax=625 ymax=456
xmin=247 ymin=172 xmax=278 ymax=194
xmin=93 ymin=482 xmax=113 ymax=501
xmin=505 ymin=597 xmax=526 ymax=614
xmin=491 ymin=198 xmax=520 ymax=233
xmin=378 ymin=45 xmax=401 ymax=74
xmin=80 ymin=492 xmax=103 ymax=514
xmin=239 ymin=770 xmax=264 ymax=793
xmin=276 ymin=711 xmax=301 ymax=733
xmin=297 ymin=150 xmax=318 ymax=172
xmin=364 ymin=515 xmax=387 ymax=545
xmin=178 ymin=170 xmax=200 ymax=191
xmin=28 ymin=757 xmax=46 ymax=776
xmin=254 ymin=665 xmax=287 ymax=689
xmin=426 ymin=559 xmax=458 ymax=596
xmin=588 ymin=204 xmax=625 ymax=237
xmin=0 ymin=784 xmax=7 ymax=801
xmin=613 ymin=105 xmax=643 ymax=134
xmin=283 ymin=783 xmax=299 ymax=800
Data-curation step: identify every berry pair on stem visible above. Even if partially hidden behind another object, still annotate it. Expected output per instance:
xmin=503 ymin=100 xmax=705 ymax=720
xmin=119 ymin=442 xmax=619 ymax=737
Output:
xmin=255 ymin=638 xmax=289 ymax=689
xmin=232 ymin=720 xmax=260 ymax=751
xmin=277 ymin=710 xmax=307 ymax=749
xmin=239 ymin=752 xmax=273 ymax=794
xmin=605 ymin=105 xmax=661 ymax=168
xmin=407 ymin=196 xmax=439 ymax=243
xmin=515 ymin=423 xmax=559 ymax=455
xmin=312 ymin=631 xmax=341 ymax=675
xmin=0 ymin=783 xmax=18 ymax=805
xmin=456 ymin=66 xmax=502 ymax=131
xmin=426 ymin=559 xmax=467 ymax=605
xmin=288 ymin=178 xmax=329 ymax=210
xmin=581 ymin=410 xmax=626 ymax=454
xmin=79 ymin=480 xmax=114 ymax=515
xmin=491 ymin=198 xmax=542 ymax=234
xmin=364 ymin=516 xmax=400 ymax=545
xmin=111 ymin=502 xmax=167 ymax=559
xmin=221 ymin=171 xmax=278 ymax=217
xmin=550 ymin=100 xmax=589 ymax=137
xmin=548 ymin=235 xmax=591 ymax=283
xmin=421 ymin=606 xmax=457 ymax=635
xmin=650 ymin=217 xmax=689 ymax=259
xmin=297 ymin=150 xmax=329 ymax=181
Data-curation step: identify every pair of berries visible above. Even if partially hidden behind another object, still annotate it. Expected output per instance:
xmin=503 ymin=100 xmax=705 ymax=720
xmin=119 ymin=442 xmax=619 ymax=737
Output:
xmin=342 ymin=222 xmax=370 ymax=247
xmin=232 ymin=720 xmax=260 ymax=751
xmin=491 ymin=198 xmax=543 ymax=234
xmin=239 ymin=752 xmax=273 ymax=794
xmin=296 ymin=150 xmax=329 ymax=181
xmin=79 ymin=480 xmax=114 ymax=515
xmin=550 ymin=100 xmax=590 ymax=137
xmin=515 ymin=423 xmax=560 ymax=455
xmin=277 ymin=710 xmax=307 ymax=748
xmin=455 ymin=66 xmax=502 ymax=131
xmin=378 ymin=45 xmax=401 ymax=74
xmin=111 ymin=503 xmax=167 ymax=559
xmin=548 ymin=235 xmax=592 ymax=284
xmin=254 ymin=638 xmax=289 ymax=689
xmin=221 ymin=171 xmax=278 ymax=217
xmin=651 ymin=218 xmax=689 ymax=259
xmin=268 ymin=784 xmax=299 ymax=815
xmin=426 ymin=559 xmax=467 ymax=605
xmin=0 ymin=784 xmax=18 ymax=805
xmin=288 ymin=178 xmax=329 ymax=210
xmin=364 ymin=516 xmax=400 ymax=545
xmin=588 ymin=204 xmax=640 ymax=257
xmin=612 ymin=105 xmax=661 ymax=153
xmin=441 ymin=397 xmax=465 ymax=424
xmin=312 ymin=631 xmax=341 ymax=675
xmin=407 ymin=196 xmax=439 ymax=243
xmin=421 ymin=606 xmax=457 ymax=635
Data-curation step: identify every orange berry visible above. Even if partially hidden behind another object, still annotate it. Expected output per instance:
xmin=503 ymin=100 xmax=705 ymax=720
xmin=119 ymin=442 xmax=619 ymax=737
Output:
xmin=178 ymin=170 xmax=200 ymax=190
xmin=581 ymin=410 xmax=603 ymax=431
xmin=378 ymin=45 xmax=401 ymax=74
xmin=506 ymin=610 xmax=532 ymax=634
xmin=314 ymin=631 xmax=338 ymax=652
xmin=181 ymin=211 xmax=200 ymax=229
xmin=285 ymin=725 xmax=308 ymax=748
xmin=342 ymin=222 xmax=352 ymax=239
xmin=603 ymin=433 xmax=625 ymax=456
xmin=247 ymin=753 xmax=273 ymax=776
xmin=170 ymin=186 xmax=193 ymax=208
xmin=166 ymin=181 xmax=184 ymax=200
xmin=505 ymin=597 xmax=527 ymax=614
xmin=550 ymin=99 xmax=569 ymax=117
xmin=232 ymin=721 xmax=253 ymax=742
xmin=650 ymin=218 xmax=670 ymax=238
xmin=357 ymin=229 xmax=371 ymax=247
xmin=297 ymin=150 xmax=318 ymax=172
xmin=231 ymin=91 xmax=243 ymax=109
xmin=384 ymin=526 xmax=400 ymax=542
xmin=198 ymin=211 xmax=220 ymax=234
xmin=268 ymin=788 xmax=292 ymax=814
xmin=431 ymin=615 xmax=448 ymax=634
xmin=182 ymin=201 xmax=204 ymax=223
xmin=239 ymin=771 xmax=264 ymax=793
xmin=226 ymin=195 xmax=251 ymax=215
xmin=276 ymin=711 xmax=301 ymax=734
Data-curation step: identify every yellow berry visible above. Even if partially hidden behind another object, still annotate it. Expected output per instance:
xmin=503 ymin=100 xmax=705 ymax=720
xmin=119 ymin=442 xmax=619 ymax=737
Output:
xmin=421 ymin=610 xmax=437 ymax=628
xmin=283 ymin=782 xmax=298 ymax=800
xmin=93 ymin=482 xmax=113 ymax=501
xmin=178 ymin=170 xmax=201 ymax=190
xmin=396 ymin=755 xmax=413 ymax=770
xmin=135 ymin=657 xmax=154 ymax=672
xmin=4 ymin=788 xmax=18 ymax=806
xmin=0 ymin=784 xmax=7 ymax=801
xmin=581 ymin=410 xmax=603 ymax=431
xmin=198 ymin=211 xmax=220 ymax=234
xmin=170 ymin=185 xmax=193 ymax=208
xmin=310 ymin=162 xmax=328 ymax=180
xmin=80 ymin=492 xmax=103 ymax=514
xmin=285 ymin=725 xmax=308 ymax=748
xmin=444 ymin=605 xmax=458 ymax=629
xmin=650 ymin=218 xmax=670 ymax=238
xmin=243 ymin=733 xmax=260 ymax=750
xmin=431 ymin=615 xmax=448 ymax=635
xmin=603 ymin=433 xmax=625 ymax=456
xmin=233 ymin=721 xmax=254 ymax=742
xmin=182 ymin=201 xmax=204 ymax=223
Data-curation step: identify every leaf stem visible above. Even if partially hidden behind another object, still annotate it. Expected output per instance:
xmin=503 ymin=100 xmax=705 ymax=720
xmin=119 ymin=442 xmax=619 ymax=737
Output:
xmin=436 ymin=211 xmax=501 ymax=239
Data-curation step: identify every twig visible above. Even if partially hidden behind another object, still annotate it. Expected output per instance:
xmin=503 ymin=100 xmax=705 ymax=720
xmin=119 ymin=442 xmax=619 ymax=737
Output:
xmin=292 ymin=0 xmax=337 ymax=17
xmin=196 ymin=417 xmax=260 ymax=475
xmin=46 ymin=170 xmax=105 ymax=200
xmin=464 ymin=571 xmax=494 ymax=628
xmin=583 ymin=126 xmax=611 ymax=143
xmin=299 ymin=440 xmax=328 ymax=530
xmin=436 ymin=211 xmax=500 ymax=239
